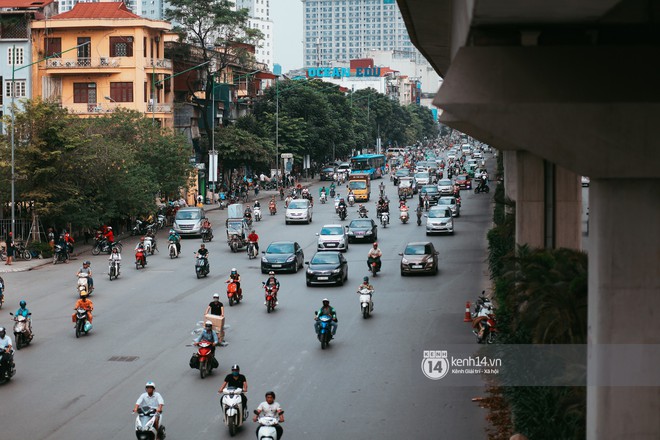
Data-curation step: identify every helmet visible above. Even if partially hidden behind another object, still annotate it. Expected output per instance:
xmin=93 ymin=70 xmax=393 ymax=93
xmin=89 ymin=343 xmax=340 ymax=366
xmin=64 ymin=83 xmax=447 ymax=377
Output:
xmin=140 ymin=237 xmax=145 ymax=242
xmin=80 ymin=291 xmax=89 ymax=298
xmin=359 ymin=204 xmax=363 ymax=207
xmin=169 ymin=229 xmax=175 ymax=234
xmin=205 ymin=321 xmax=213 ymax=328
xmin=145 ymin=381 xmax=156 ymax=389
xmin=0 ymin=327 xmax=5 ymax=336
xmin=251 ymin=230 xmax=255 ymax=234
xmin=84 ymin=260 xmax=91 ymax=266
xmin=213 ymin=293 xmax=220 ymax=299
xmin=322 ymin=298 xmax=329 ymax=303
xmin=231 ymin=364 xmax=240 ymax=372
xmin=373 ymin=242 xmax=378 ymax=247
xmin=107 ymin=226 xmax=112 ymax=230
xmin=268 ymin=271 xmax=274 ymax=276
xmin=363 ymin=276 xmax=369 ymax=283
xmin=19 ymin=300 xmax=26 ymax=308
xmin=200 ymin=244 xmax=205 ymax=248
xmin=231 ymin=268 xmax=237 ymax=273
xmin=340 ymin=198 xmax=345 ymax=202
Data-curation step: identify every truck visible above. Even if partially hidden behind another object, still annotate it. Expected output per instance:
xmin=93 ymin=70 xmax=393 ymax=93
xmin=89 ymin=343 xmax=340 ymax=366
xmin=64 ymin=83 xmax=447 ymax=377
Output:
xmin=348 ymin=173 xmax=371 ymax=202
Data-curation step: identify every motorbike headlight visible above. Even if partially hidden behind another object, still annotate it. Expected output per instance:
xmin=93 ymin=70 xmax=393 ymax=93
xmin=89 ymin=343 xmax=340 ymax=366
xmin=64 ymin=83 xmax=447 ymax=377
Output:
xmin=261 ymin=256 xmax=268 ymax=263
xmin=286 ymin=255 xmax=296 ymax=262
xmin=401 ymin=257 xmax=409 ymax=264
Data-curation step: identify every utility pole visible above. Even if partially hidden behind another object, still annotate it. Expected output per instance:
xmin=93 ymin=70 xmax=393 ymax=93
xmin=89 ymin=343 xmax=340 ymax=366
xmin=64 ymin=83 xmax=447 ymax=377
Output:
xmin=276 ymin=75 xmax=280 ymax=182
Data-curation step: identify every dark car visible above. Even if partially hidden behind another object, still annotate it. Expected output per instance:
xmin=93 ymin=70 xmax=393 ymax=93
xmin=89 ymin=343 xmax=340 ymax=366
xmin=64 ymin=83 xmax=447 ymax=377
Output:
xmin=454 ymin=174 xmax=472 ymax=189
xmin=346 ymin=219 xmax=378 ymax=243
xmin=419 ymin=185 xmax=440 ymax=205
xmin=261 ymin=241 xmax=305 ymax=274
xmin=305 ymin=251 xmax=348 ymax=286
xmin=399 ymin=242 xmax=439 ymax=276
xmin=319 ymin=166 xmax=336 ymax=181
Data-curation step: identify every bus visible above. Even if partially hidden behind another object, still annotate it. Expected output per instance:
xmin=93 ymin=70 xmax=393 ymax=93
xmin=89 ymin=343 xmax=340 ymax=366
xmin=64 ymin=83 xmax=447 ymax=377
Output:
xmin=350 ymin=154 xmax=386 ymax=179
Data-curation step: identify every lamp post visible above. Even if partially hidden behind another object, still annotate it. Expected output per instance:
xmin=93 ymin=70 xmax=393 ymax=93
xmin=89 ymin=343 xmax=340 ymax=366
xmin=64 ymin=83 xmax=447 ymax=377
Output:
xmin=9 ymin=41 xmax=89 ymax=238
xmin=276 ymin=74 xmax=280 ymax=184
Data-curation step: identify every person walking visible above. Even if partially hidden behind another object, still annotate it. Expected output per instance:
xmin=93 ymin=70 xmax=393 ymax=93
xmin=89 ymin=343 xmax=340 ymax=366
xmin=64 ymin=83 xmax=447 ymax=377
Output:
xmin=5 ymin=232 xmax=15 ymax=266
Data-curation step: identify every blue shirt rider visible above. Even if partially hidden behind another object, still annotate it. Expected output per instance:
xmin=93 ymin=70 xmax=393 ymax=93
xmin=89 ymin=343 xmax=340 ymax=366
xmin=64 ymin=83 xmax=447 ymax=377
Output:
xmin=195 ymin=321 xmax=219 ymax=358
xmin=168 ymin=230 xmax=181 ymax=253
xmin=15 ymin=301 xmax=29 ymax=318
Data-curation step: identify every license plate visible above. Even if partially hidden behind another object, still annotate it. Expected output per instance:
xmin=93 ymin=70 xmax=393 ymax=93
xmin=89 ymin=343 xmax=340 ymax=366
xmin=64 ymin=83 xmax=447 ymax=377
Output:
xmin=272 ymin=264 xmax=282 ymax=268
xmin=412 ymin=264 xmax=423 ymax=269
xmin=327 ymin=243 xmax=337 ymax=247
xmin=317 ymin=276 xmax=329 ymax=280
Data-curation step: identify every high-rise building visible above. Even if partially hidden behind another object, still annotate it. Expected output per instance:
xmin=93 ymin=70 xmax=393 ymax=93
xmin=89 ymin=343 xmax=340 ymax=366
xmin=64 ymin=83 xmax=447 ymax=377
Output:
xmin=57 ymin=0 xmax=100 ymax=14
xmin=302 ymin=0 xmax=424 ymax=68
xmin=235 ymin=0 xmax=273 ymax=69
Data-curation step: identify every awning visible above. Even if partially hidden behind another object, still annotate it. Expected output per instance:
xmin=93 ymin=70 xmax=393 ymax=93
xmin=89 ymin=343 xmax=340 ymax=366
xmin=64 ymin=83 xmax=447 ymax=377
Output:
xmin=255 ymin=71 xmax=277 ymax=80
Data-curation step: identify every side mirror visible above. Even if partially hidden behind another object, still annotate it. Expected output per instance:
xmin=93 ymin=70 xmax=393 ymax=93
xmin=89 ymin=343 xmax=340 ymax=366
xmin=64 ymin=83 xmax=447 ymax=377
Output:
xmin=398 ymin=253 xmax=403 ymax=256
xmin=315 ymin=233 xmax=319 ymax=236
xmin=304 ymin=261 xmax=309 ymax=265
xmin=9 ymin=312 xmax=14 ymax=316
xmin=314 ymin=311 xmax=318 ymax=316
xmin=261 ymin=251 xmax=266 ymax=254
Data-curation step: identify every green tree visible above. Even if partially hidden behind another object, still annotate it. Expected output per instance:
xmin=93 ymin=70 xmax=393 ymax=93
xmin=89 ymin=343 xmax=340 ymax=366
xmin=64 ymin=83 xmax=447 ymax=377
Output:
xmin=214 ymin=125 xmax=274 ymax=179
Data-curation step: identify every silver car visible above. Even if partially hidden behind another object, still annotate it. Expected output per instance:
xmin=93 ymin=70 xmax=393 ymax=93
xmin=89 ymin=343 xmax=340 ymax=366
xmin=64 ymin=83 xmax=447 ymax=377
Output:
xmin=438 ymin=196 xmax=460 ymax=217
xmin=414 ymin=172 xmax=430 ymax=185
xmin=285 ymin=199 xmax=313 ymax=224
xmin=425 ymin=207 xmax=454 ymax=235
xmin=316 ymin=224 xmax=349 ymax=252
xmin=173 ymin=207 xmax=205 ymax=236
xmin=437 ymin=179 xmax=454 ymax=196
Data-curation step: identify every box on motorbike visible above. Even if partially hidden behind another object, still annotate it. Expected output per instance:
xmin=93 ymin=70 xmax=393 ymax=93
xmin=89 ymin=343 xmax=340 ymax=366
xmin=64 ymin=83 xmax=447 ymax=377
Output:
xmin=227 ymin=204 xmax=245 ymax=219
xmin=204 ymin=314 xmax=224 ymax=341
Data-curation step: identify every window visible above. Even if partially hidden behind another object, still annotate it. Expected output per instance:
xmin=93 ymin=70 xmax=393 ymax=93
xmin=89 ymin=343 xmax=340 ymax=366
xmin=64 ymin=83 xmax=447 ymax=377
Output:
xmin=110 ymin=82 xmax=133 ymax=102
xmin=73 ymin=82 xmax=96 ymax=103
xmin=44 ymin=37 xmax=62 ymax=58
xmin=7 ymin=47 xmax=24 ymax=65
xmin=109 ymin=37 xmax=134 ymax=57
xmin=4 ymin=80 xmax=26 ymax=98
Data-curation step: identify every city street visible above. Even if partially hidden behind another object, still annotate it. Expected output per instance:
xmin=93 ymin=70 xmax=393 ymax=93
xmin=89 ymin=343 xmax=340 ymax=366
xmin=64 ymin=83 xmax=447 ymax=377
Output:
xmin=0 ymin=156 xmax=494 ymax=439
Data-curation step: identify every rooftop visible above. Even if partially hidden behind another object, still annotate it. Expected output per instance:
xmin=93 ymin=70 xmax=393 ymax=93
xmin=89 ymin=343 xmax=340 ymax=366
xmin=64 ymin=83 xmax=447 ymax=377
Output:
xmin=50 ymin=1 xmax=140 ymax=19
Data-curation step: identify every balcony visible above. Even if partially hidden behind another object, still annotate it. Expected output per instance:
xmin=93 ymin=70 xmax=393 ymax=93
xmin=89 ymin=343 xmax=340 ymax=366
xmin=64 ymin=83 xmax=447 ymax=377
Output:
xmin=44 ymin=57 xmax=124 ymax=70
xmin=147 ymin=103 xmax=172 ymax=113
xmin=146 ymin=58 xmax=172 ymax=69
xmin=66 ymin=102 xmax=172 ymax=115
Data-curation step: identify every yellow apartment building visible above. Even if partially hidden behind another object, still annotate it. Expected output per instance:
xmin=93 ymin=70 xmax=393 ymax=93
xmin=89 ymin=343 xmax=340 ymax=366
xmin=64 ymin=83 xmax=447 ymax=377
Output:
xmin=30 ymin=2 xmax=174 ymax=127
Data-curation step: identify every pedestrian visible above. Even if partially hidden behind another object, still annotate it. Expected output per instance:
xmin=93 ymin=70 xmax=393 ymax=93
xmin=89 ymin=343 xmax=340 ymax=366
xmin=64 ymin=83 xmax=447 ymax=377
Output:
xmin=5 ymin=232 xmax=15 ymax=266
xmin=47 ymin=228 xmax=55 ymax=251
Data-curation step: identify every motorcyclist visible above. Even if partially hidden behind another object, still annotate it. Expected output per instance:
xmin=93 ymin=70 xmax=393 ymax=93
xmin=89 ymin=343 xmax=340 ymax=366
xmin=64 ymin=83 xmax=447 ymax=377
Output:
xmin=358 ymin=204 xmax=368 ymax=217
xmin=145 ymin=228 xmax=157 ymax=252
xmin=133 ymin=382 xmax=164 ymax=431
xmin=227 ymin=268 xmax=241 ymax=292
xmin=194 ymin=320 xmax=219 ymax=359
xmin=253 ymin=200 xmax=261 ymax=209
xmin=0 ymin=327 xmax=13 ymax=375
xmin=219 ymin=364 xmax=249 ymax=417
xmin=72 ymin=291 xmax=94 ymax=324
xmin=264 ymin=271 xmax=280 ymax=304
xmin=416 ymin=203 xmax=423 ymax=221
xmin=103 ymin=226 xmax=115 ymax=245
xmin=253 ymin=391 xmax=284 ymax=439
xmin=109 ymin=246 xmax=122 ymax=271
xmin=314 ymin=298 xmax=338 ymax=337
xmin=64 ymin=230 xmax=75 ymax=254
xmin=196 ymin=243 xmax=209 ymax=261
xmin=247 ymin=230 xmax=259 ymax=253
xmin=269 ymin=197 xmax=277 ymax=213
xmin=378 ymin=180 xmax=385 ymax=196
xmin=337 ymin=197 xmax=347 ymax=213
xmin=168 ymin=229 xmax=181 ymax=254
xmin=319 ymin=186 xmax=327 ymax=197
xmin=284 ymin=194 xmax=292 ymax=208
xmin=201 ymin=217 xmax=213 ymax=234
xmin=14 ymin=300 xmax=32 ymax=338
xmin=244 ymin=206 xmax=253 ymax=224
xmin=135 ymin=238 xmax=147 ymax=265
xmin=367 ymin=242 xmax=382 ymax=272
xmin=77 ymin=260 xmax=94 ymax=292
xmin=358 ymin=276 xmax=374 ymax=292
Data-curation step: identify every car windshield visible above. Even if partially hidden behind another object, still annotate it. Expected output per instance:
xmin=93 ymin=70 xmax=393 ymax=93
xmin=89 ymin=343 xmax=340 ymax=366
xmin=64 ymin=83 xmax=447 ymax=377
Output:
xmin=320 ymin=227 xmax=343 ymax=235
xmin=404 ymin=244 xmax=429 ymax=255
xmin=311 ymin=253 xmax=339 ymax=264
xmin=457 ymin=175 xmax=468 ymax=180
xmin=428 ymin=209 xmax=452 ymax=218
xmin=266 ymin=243 xmax=294 ymax=254
xmin=396 ymin=169 xmax=410 ymax=177
xmin=348 ymin=180 xmax=367 ymax=190
xmin=415 ymin=172 xmax=429 ymax=179
xmin=175 ymin=210 xmax=201 ymax=220
xmin=288 ymin=201 xmax=308 ymax=209
xmin=349 ymin=220 xmax=372 ymax=229
xmin=438 ymin=198 xmax=454 ymax=205
xmin=227 ymin=221 xmax=243 ymax=233
xmin=322 ymin=168 xmax=335 ymax=172
xmin=422 ymin=186 xmax=438 ymax=194
xmin=438 ymin=180 xmax=453 ymax=186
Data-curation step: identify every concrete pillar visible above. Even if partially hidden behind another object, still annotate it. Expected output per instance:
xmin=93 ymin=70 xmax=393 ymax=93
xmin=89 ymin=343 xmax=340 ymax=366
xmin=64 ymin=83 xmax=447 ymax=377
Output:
xmin=554 ymin=166 xmax=581 ymax=250
xmin=587 ymin=179 xmax=660 ymax=439
xmin=503 ymin=150 xmax=518 ymax=202
xmin=515 ymin=151 xmax=544 ymax=248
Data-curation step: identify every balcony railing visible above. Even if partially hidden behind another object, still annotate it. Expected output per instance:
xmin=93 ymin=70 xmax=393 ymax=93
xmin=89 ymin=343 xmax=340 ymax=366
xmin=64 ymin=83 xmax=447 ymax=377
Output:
xmin=147 ymin=103 xmax=172 ymax=113
xmin=45 ymin=57 xmax=122 ymax=68
xmin=146 ymin=58 xmax=172 ymax=69
xmin=66 ymin=102 xmax=172 ymax=115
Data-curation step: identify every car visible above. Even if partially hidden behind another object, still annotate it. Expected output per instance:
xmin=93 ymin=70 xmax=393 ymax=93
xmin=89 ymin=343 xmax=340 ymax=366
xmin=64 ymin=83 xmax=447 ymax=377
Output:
xmin=425 ymin=207 xmax=454 ymax=235
xmin=454 ymin=174 xmax=472 ymax=189
xmin=419 ymin=185 xmax=440 ymax=205
xmin=447 ymin=154 xmax=456 ymax=161
xmin=581 ymin=176 xmax=590 ymax=187
xmin=399 ymin=242 xmax=439 ymax=276
xmin=415 ymin=171 xmax=430 ymax=185
xmin=316 ymin=224 xmax=349 ymax=252
xmin=285 ymin=199 xmax=313 ymax=224
xmin=305 ymin=251 xmax=348 ymax=286
xmin=438 ymin=196 xmax=460 ymax=217
xmin=261 ymin=241 xmax=305 ymax=273
xmin=337 ymin=162 xmax=351 ymax=174
xmin=173 ymin=207 xmax=205 ymax=236
xmin=437 ymin=179 xmax=454 ymax=195
xmin=395 ymin=168 xmax=410 ymax=178
xmin=346 ymin=218 xmax=378 ymax=243
xmin=472 ymin=151 xmax=483 ymax=159
xmin=319 ymin=166 xmax=336 ymax=181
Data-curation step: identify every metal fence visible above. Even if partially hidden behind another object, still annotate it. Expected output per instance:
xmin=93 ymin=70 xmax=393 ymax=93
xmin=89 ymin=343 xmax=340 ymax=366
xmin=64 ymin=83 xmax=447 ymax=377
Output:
xmin=0 ymin=219 xmax=37 ymax=242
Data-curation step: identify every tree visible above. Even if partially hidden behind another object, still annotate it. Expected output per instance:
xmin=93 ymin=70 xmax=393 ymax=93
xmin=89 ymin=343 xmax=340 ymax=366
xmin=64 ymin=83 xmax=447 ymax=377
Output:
xmin=214 ymin=125 xmax=274 ymax=179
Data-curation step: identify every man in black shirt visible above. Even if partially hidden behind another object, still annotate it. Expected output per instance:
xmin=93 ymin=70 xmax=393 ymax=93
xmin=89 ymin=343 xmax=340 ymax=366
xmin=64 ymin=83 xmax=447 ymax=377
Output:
xmin=219 ymin=364 xmax=248 ymax=417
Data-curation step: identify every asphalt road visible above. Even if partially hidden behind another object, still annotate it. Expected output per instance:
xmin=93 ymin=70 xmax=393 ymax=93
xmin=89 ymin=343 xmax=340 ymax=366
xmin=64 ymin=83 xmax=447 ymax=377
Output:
xmin=0 ymin=153 xmax=495 ymax=440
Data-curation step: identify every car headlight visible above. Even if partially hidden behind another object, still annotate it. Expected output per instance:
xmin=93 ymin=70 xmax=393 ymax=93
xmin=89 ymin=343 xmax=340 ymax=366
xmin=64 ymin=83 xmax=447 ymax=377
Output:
xmin=261 ymin=257 xmax=268 ymax=263
xmin=401 ymin=257 xmax=409 ymax=264
xmin=347 ymin=231 xmax=354 ymax=236
xmin=307 ymin=269 xmax=313 ymax=275
xmin=286 ymin=255 xmax=295 ymax=262
xmin=332 ymin=268 xmax=342 ymax=274
xmin=365 ymin=231 xmax=372 ymax=235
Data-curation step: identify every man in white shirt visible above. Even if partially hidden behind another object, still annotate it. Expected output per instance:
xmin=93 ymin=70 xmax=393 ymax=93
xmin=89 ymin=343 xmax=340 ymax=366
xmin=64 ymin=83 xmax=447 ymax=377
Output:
xmin=0 ymin=327 xmax=13 ymax=378
xmin=253 ymin=391 xmax=284 ymax=438
xmin=133 ymin=381 xmax=164 ymax=431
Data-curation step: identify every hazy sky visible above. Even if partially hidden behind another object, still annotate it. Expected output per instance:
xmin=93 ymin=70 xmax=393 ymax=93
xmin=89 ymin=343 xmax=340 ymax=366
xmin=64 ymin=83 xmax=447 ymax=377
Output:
xmin=272 ymin=0 xmax=304 ymax=72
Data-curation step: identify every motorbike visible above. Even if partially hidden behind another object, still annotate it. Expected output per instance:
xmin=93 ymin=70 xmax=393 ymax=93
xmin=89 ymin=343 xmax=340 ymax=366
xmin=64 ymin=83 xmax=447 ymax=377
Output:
xmin=471 ymin=293 xmax=493 ymax=319
xmin=201 ymin=227 xmax=214 ymax=243
xmin=473 ymin=308 xmax=497 ymax=344
xmin=221 ymin=388 xmax=246 ymax=436
xmin=228 ymin=235 xmax=245 ymax=253
xmin=338 ymin=206 xmax=347 ymax=221
xmin=247 ymin=241 xmax=259 ymax=260
xmin=348 ymin=194 xmax=355 ymax=207
xmin=320 ymin=192 xmax=327 ymax=204
xmin=135 ymin=249 xmax=147 ymax=269
xmin=14 ymin=242 xmax=32 ymax=261
xmin=262 ymin=282 xmax=278 ymax=313
xmin=0 ymin=278 xmax=5 ymax=309
xmin=380 ymin=211 xmax=389 ymax=228
xmin=77 ymin=273 xmax=93 ymax=296
xmin=191 ymin=340 xmax=218 ymax=379
xmin=134 ymin=405 xmax=166 ymax=440
xmin=416 ymin=209 xmax=423 ymax=226
xmin=91 ymin=238 xmax=123 ymax=256
xmin=269 ymin=202 xmax=277 ymax=215
xmin=358 ymin=287 xmax=374 ymax=319
xmin=157 ymin=213 xmax=166 ymax=230
xmin=108 ymin=259 xmax=120 ymax=280
xmin=0 ymin=350 xmax=15 ymax=384
xmin=168 ymin=240 xmax=179 ymax=259
xmin=226 ymin=280 xmax=243 ymax=306
xmin=423 ymin=198 xmax=430 ymax=212
xmin=474 ymin=180 xmax=490 ymax=194
xmin=359 ymin=209 xmax=368 ymax=219
xmin=53 ymin=244 xmax=69 ymax=265
xmin=144 ymin=236 xmax=156 ymax=255
xmin=400 ymin=208 xmax=409 ymax=224
xmin=254 ymin=206 xmax=262 ymax=222
xmin=329 ymin=188 xmax=336 ymax=198
xmin=315 ymin=312 xmax=334 ymax=350
xmin=255 ymin=415 xmax=282 ymax=440
xmin=10 ymin=312 xmax=32 ymax=349
xmin=74 ymin=307 xmax=92 ymax=338
xmin=367 ymin=256 xmax=381 ymax=277
xmin=195 ymin=255 xmax=209 ymax=278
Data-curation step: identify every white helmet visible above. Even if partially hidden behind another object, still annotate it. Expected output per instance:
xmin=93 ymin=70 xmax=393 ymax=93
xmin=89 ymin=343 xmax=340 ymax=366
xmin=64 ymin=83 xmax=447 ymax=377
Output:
xmin=145 ymin=381 xmax=156 ymax=389
xmin=205 ymin=321 xmax=213 ymax=327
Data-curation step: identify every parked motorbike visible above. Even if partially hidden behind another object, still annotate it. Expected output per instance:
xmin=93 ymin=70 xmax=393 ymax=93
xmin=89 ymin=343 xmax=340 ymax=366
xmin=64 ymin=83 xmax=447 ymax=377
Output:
xmin=108 ymin=259 xmax=120 ymax=281
xmin=135 ymin=249 xmax=147 ymax=269
xmin=315 ymin=312 xmax=334 ymax=350
xmin=254 ymin=206 xmax=262 ymax=222
xmin=168 ymin=240 xmax=179 ymax=259
xmin=262 ymin=282 xmax=278 ymax=313
xmin=0 ymin=278 xmax=4 ymax=309
xmin=400 ymin=208 xmax=409 ymax=224
xmin=201 ymin=227 xmax=214 ymax=243
xmin=338 ymin=206 xmax=347 ymax=221
xmin=226 ymin=280 xmax=243 ymax=306
xmin=74 ymin=307 xmax=92 ymax=338
xmin=77 ymin=273 xmax=93 ymax=296
xmin=91 ymin=238 xmax=123 ymax=255
xmin=53 ymin=244 xmax=69 ymax=265
xmin=358 ymin=287 xmax=374 ymax=319
xmin=195 ymin=255 xmax=209 ymax=278
xmin=14 ymin=242 xmax=32 ymax=261
xmin=190 ymin=340 xmax=218 ymax=379
xmin=247 ymin=241 xmax=259 ymax=260
xmin=255 ymin=415 xmax=282 ymax=440
xmin=220 ymin=388 xmax=246 ymax=436
xmin=131 ymin=219 xmax=153 ymax=236
xmin=134 ymin=405 xmax=166 ymax=440
xmin=473 ymin=309 xmax=497 ymax=344
xmin=10 ymin=312 xmax=32 ymax=349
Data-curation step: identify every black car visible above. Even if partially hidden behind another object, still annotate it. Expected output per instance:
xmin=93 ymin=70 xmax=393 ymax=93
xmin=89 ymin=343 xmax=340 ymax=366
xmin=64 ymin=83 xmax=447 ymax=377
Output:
xmin=261 ymin=241 xmax=305 ymax=273
xmin=419 ymin=185 xmax=440 ymax=205
xmin=305 ymin=252 xmax=348 ymax=286
xmin=347 ymin=219 xmax=378 ymax=243
xmin=319 ymin=166 xmax=336 ymax=181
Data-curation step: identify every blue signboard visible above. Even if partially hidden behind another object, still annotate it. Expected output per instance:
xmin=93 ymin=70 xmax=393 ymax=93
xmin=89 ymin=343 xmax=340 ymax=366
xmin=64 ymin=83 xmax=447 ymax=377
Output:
xmin=308 ymin=67 xmax=382 ymax=78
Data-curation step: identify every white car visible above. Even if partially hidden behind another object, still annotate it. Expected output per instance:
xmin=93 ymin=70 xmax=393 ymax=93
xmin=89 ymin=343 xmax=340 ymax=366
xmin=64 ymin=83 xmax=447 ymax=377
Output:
xmin=473 ymin=151 xmax=483 ymax=159
xmin=437 ymin=179 xmax=454 ymax=196
xmin=285 ymin=199 xmax=313 ymax=224
xmin=316 ymin=224 xmax=349 ymax=252
xmin=426 ymin=207 xmax=454 ymax=235
xmin=438 ymin=196 xmax=460 ymax=217
xmin=414 ymin=172 xmax=430 ymax=185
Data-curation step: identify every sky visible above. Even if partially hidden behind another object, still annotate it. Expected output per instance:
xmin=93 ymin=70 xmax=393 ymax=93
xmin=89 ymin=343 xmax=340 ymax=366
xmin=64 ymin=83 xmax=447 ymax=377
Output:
xmin=272 ymin=0 xmax=304 ymax=72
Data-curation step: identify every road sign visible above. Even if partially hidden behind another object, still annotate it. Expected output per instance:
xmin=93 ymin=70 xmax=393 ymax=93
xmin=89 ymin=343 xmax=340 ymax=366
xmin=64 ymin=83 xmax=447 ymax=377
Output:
xmin=281 ymin=153 xmax=293 ymax=159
